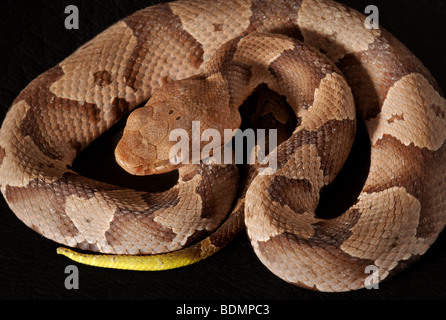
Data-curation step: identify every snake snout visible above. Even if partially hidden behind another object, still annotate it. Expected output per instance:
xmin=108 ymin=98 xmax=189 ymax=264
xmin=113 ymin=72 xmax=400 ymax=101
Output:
xmin=115 ymin=123 xmax=182 ymax=176
xmin=115 ymin=127 xmax=155 ymax=176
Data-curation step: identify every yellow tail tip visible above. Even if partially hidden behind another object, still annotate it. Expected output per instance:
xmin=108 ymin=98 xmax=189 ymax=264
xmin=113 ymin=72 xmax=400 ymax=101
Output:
xmin=56 ymin=247 xmax=206 ymax=271
xmin=56 ymin=247 xmax=73 ymax=256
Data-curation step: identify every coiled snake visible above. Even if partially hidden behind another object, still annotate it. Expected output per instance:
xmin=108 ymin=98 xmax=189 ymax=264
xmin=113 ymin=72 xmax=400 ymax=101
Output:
xmin=0 ymin=0 xmax=445 ymax=292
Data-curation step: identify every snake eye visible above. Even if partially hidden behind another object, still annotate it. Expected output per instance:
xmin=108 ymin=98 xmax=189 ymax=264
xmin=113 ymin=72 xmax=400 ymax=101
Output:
xmin=170 ymin=154 xmax=183 ymax=165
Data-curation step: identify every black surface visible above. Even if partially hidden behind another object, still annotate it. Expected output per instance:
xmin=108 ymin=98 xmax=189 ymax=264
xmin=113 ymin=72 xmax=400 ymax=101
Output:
xmin=0 ymin=0 xmax=445 ymax=302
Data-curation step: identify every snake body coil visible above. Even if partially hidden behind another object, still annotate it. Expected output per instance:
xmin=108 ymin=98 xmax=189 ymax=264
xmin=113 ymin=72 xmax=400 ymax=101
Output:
xmin=0 ymin=0 xmax=445 ymax=292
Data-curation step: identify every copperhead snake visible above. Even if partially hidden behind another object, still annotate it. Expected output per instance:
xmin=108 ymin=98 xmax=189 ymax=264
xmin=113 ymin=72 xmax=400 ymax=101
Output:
xmin=0 ymin=0 xmax=445 ymax=293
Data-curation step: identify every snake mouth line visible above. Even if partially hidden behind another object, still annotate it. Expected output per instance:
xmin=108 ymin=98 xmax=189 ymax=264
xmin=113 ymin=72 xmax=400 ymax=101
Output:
xmin=131 ymin=158 xmax=181 ymax=176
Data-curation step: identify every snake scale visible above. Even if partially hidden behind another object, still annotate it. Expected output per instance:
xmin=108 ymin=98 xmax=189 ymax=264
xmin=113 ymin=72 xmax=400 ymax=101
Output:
xmin=1 ymin=0 xmax=445 ymax=292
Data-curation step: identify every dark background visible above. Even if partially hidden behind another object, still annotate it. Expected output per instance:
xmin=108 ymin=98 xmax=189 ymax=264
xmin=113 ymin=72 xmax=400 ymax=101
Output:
xmin=0 ymin=0 xmax=445 ymax=301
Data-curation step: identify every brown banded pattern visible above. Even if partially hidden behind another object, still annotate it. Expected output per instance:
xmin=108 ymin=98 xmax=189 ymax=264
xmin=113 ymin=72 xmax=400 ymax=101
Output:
xmin=0 ymin=0 xmax=444 ymax=292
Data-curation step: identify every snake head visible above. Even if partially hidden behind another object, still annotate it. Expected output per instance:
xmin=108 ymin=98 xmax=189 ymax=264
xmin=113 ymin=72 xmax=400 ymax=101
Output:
xmin=115 ymin=77 xmax=241 ymax=176
xmin=115 ymin=105 xmax=177 ymax=175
